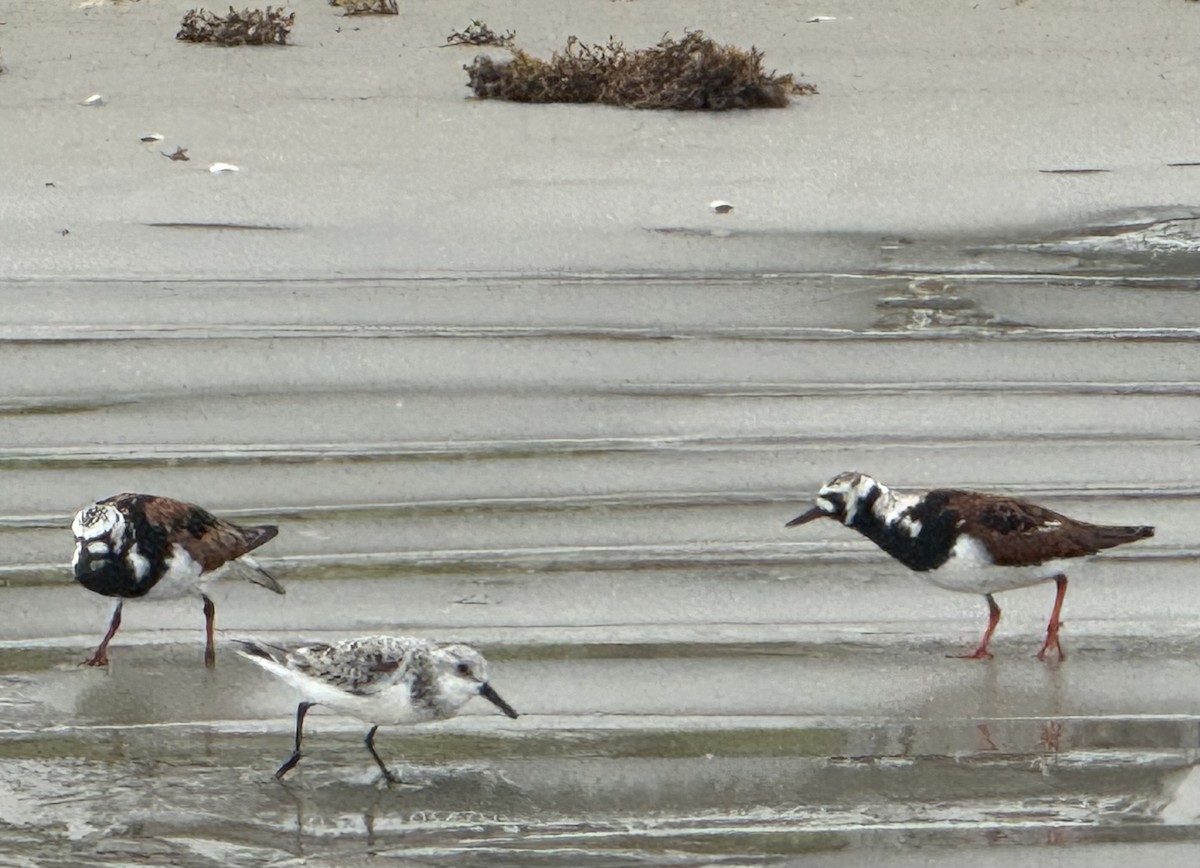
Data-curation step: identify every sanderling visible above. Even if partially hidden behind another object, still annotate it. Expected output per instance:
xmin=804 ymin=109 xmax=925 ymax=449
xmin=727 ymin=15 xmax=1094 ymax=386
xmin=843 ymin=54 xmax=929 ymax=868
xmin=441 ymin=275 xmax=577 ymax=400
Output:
xmin=72 ymin=493 xmax=282 ymax=668
xmin=236 ymin=635 xmax=519 ymax=783
xmin=786 ymin=471 xmax=1154 ymax=660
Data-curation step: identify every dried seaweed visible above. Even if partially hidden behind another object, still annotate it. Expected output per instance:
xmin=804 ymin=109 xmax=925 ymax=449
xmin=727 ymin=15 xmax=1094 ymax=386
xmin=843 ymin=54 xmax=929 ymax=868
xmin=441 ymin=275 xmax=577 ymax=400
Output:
xmin=446 ymin=20 xmax=515 ymax=47
xmin=330 ymin=0 xmax=398 ymax=15
xmin=177 ymin=7 xmax=295 ymax=45
xmin=465 ymin=31 xmax=815 ymax=111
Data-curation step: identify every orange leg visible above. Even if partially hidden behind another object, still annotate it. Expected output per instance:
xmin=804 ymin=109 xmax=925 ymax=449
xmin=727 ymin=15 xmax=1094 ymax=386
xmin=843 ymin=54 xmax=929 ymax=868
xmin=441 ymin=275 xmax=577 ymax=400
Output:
xmin=1036 ymin=575 xmax=1068 ymax=661
xmin=202 ymin=595 xmax=217 ymax=669
xmin=81 ymin=601 xmax=123 ymax=667
xmin=954 ymin=593 xmax=1001 ymax=660
xmin=1040 ymin=721 xmax=1064 ymax=753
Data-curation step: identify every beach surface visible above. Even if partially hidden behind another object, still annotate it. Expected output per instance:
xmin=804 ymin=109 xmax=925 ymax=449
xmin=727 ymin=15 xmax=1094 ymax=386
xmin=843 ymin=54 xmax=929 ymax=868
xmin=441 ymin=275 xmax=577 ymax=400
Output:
xmin=2 ymin=2 xmax=1200 ymax=866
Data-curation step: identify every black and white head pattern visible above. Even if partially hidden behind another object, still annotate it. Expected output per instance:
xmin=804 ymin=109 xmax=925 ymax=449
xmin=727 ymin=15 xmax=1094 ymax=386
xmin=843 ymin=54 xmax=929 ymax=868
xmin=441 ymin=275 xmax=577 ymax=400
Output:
xmin=811 ymin=471 xmax=883 ymax=526
xmin=71 ymin=504 xmax=130 ymax=570
xmin=795 ymin=471 xmax=925 ymax=539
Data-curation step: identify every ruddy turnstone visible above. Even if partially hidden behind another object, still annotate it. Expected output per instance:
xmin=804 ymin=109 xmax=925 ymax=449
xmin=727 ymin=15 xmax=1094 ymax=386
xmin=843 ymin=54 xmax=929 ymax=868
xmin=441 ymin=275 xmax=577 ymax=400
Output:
xmin=71 ymin=493 xmax=282 ymax=668
xmin=235 ymin=636 xmax=520 ymax=783
xmin=786 ymin=472 xmax=1154 ymax=660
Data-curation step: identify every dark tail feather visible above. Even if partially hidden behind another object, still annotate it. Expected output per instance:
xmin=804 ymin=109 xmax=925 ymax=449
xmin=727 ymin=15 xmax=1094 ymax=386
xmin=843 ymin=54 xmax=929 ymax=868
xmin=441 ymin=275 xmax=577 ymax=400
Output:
xmin=247 ymin=562 xmax=286 ymax=595
xmin=236 ymin=526 xmax=283 ymax=594
xmin=223 ymin=557 xmax=286 ymax=595
xmin=241 ymin=524 xmax=279 ymax=552
xmin=1094 ymin=524 xmax=1154 ymax=549
xmin=234 ymin=639 xmax=288 ymax=664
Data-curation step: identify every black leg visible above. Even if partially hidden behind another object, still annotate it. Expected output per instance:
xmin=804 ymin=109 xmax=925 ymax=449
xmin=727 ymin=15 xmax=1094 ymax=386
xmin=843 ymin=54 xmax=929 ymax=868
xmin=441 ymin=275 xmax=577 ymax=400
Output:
xmin=202 ymin=595 xmax=217 ymax=669
xmin=364 ymin=725 xmax=402 ymax=785
xmin=275 ymin=701 xmax=316 ymax=780
xmin=82 ymin=601 xmax=123 ymax=666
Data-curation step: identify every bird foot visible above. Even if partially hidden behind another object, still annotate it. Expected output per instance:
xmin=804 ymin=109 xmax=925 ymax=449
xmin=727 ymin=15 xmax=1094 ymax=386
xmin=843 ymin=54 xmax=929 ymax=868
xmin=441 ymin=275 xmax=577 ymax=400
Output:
xmin=380 ymin=769 xmax=404 ymax=787
xmin=951 ymin=647 xmax=994 ymax=660
xmin=1036 ymin=643 xmax=1066 ymax=662
xmin=1040 ymin=721 xmax=1064 ymax=753
xmin=80 ymin=653 xmax=109 ymax=667
xmin=975 ymin=724 xmax=1000 ymax=751
xmin=273 ymin=752 xmax=303 ymax=780
xmin=1036 ymin=624 xmax=1066 ymax=661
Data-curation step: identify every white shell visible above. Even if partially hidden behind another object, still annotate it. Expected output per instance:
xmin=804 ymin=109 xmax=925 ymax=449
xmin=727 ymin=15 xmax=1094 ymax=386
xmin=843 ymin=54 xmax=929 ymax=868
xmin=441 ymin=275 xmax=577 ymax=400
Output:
xmin=140 ymin=133 xmax=165 ymax=143
xmin=81 ymin=94 xmax=106 ymax=107
xmin=807 ymin=16 xmax=837 ymax=23
xmin=209 ymin=162 xmax=240 ymax=174
xmin=710 ymin=200 xmax=734 ymax=215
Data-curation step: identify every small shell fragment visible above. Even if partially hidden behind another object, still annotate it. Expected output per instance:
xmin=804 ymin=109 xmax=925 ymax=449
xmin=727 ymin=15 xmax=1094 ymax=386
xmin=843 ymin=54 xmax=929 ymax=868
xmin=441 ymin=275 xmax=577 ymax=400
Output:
xmin=806 ymin=16 xmax=837 ymax=23
xmin=209 ymin=162 xmax=240 ymax=174
xmin=81 ymin=94 xmax=106 ymax=107
xmin=710 ymin=200 xmax=734 ymax=215
xmin=140 ymin=133 xmax=165 ymax=143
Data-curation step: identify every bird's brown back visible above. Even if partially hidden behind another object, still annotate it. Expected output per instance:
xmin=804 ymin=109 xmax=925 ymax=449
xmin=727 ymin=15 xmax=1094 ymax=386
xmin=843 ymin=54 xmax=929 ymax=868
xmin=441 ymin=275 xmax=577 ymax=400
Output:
xmin=936 ymin=489 xmax=1153 ymax=567
xmin=103 ymin=493 xmax=278 ymax=573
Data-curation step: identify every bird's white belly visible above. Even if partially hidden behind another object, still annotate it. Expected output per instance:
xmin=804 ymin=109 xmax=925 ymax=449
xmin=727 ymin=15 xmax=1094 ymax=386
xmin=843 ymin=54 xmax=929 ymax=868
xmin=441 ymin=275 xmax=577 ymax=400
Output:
xmin=924 ymin=536 xmax=1069 ymax=594
xmin=326 ymin=688 xmax=437 ymax=727
xmin=139 ymin=551 xmax=206 ymax=601
xmin=260 ymin=662 xmax=436 ymax=727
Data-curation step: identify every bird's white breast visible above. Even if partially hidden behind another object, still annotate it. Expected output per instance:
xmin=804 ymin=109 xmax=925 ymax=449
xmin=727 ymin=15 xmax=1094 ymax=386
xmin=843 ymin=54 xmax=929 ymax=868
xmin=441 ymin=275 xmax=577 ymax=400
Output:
xmin=924 ymin=535 xmax=1068 ymax=594
xmin=138 ymin=546 xmax=205 ymax=600
xmin=342 ymin=688 xmax=441 ymax=727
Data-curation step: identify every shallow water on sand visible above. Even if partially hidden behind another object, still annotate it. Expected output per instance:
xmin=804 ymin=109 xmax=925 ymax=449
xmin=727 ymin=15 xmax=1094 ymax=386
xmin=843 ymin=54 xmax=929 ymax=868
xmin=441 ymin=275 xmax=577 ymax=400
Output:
xmin=2 ymin=266 xmax=1200 ymax=866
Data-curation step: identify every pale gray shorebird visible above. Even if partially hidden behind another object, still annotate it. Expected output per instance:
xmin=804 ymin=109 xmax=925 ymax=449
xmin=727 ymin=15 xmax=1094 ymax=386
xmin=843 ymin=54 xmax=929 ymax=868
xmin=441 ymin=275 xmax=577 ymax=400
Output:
xmin=71 ymin=493 xmax=282 ymax=668
xmin=786 ymin=472 xmax=1154 ymax=660
xmin=236 ymin=636 xmax=520 ymax=783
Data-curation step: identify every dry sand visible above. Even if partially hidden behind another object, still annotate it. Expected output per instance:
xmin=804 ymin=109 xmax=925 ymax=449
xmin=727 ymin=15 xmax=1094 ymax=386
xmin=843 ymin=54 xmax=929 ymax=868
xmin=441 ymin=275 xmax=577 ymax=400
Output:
xmin=1 ymin=0 xmax=1198 ymax=279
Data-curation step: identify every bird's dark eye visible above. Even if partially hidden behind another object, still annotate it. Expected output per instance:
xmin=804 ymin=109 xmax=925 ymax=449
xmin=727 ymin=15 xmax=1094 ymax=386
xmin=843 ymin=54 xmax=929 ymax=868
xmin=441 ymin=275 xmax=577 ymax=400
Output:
xmin=456 ymin=662 xmax=471 ymax=676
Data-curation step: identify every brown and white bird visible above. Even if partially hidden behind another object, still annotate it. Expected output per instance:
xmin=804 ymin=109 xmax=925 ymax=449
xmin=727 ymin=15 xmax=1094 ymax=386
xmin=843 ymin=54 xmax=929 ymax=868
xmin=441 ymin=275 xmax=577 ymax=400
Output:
xmin=785 ymin=472 xmax=1154 ymax=660
xmin=71 ymin=493 xmax=283 ymax=668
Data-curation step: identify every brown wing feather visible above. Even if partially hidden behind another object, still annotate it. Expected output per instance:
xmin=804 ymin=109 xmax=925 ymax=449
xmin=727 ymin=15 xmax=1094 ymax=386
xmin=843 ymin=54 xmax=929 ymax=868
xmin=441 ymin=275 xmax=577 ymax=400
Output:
xmin=104 ymin=493 xmax=279 ymax=573
xmin=937 ymin=490 xmax=1153 ymax=567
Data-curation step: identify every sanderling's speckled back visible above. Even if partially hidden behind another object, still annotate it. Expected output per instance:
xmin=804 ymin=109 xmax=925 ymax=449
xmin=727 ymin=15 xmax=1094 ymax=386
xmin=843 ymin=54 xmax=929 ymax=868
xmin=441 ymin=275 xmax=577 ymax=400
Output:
xmin=236 ymin=635 xmax=519 ymax=784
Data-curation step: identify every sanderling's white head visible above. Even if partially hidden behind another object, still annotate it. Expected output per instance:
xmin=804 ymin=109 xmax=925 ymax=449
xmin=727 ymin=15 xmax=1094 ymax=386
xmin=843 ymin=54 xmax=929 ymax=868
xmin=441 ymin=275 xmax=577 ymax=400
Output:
xmin=432 ymin=644 xmax=520 ymax=719
xmin=786 ymin=471 xmax=885 ymax=528
xmin=71 ymin=503 xmax=126 ymax=563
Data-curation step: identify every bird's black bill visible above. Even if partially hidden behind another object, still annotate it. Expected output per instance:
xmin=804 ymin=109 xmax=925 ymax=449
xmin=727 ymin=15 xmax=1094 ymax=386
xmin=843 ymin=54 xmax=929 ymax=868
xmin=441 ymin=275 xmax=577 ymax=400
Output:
xmin=785 ymin=506 xmax=826 ymax=528
xmin=479 ymin=683 xmax=520 ymax=719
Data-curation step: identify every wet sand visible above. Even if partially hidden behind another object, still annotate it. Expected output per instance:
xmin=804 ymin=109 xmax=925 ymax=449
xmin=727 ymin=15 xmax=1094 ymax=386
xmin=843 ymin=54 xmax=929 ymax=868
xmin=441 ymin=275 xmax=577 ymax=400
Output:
xmin=3 ymin=273 xmax=1199 ymax=865
xmin=3 ymin=1 xmax=1200 ymax=866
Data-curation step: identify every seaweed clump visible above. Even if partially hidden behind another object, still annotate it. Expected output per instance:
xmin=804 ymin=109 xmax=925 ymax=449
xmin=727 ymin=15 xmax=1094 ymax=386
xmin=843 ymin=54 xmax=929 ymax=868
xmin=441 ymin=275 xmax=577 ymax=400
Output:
xmin=465 ymin=31 xmax=815 ymax=111
xmin=176 ymin=7 xmax=295 ymax=45
xmin=330 ymin=0 xmax=398 ymax=14
xmin=446 ymin=20 xmax=515 ymax=47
